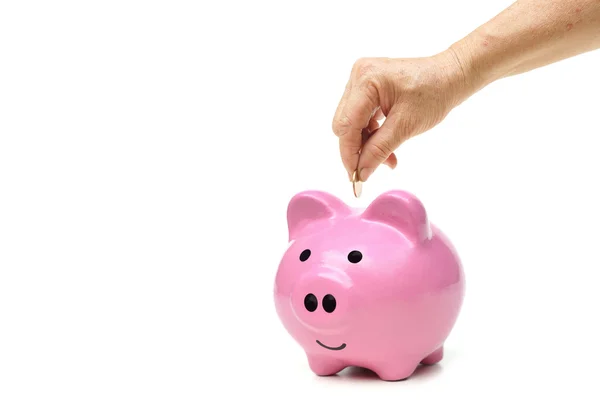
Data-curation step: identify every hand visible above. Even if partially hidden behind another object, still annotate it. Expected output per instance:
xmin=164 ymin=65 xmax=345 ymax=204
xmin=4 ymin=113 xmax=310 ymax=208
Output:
xmin=332 ymin=51 xmax=474 ymax=182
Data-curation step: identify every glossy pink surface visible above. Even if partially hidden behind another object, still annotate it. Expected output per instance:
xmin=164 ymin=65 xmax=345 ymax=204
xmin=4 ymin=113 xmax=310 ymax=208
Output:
xmin=274 ymin=190 xmax=465 ymax=381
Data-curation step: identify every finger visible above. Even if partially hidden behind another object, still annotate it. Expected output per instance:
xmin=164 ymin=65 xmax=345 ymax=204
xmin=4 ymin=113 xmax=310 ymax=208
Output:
xmin=360 ymin=116 xmax=381 ymax=147
xmin=358 ymin=112 xmax=405 ymax=181
xmin=339 ymin=135 xmax=362 ymax=181
xmin=366 ymin=116 xmax=381 ymax=134
xmin=383 ymin=152 xmax=397 ymax=169
xmin=361 ymin=128 xmax=370 ymax=146
xmin=332 ymin=76 xmax=354 ymax=135
xmin=334 ymin=84 xmax=381 ymax=177
xmin=363 ymin=122 xmax=396 ymax=170
xmin=357 ymin=116 xmax=385 ymax=175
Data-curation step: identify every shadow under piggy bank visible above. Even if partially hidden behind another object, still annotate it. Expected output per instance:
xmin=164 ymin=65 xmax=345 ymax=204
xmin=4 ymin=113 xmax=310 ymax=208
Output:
xmin=334 ymin=363 xmax=443 ymax=382
xmin=274 ymin=189 xmax=465 ymax=382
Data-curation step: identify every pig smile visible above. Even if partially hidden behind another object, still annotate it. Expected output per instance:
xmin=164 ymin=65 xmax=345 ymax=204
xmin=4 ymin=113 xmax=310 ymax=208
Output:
xmin=316 ymin=340 xmax=346 ymax=351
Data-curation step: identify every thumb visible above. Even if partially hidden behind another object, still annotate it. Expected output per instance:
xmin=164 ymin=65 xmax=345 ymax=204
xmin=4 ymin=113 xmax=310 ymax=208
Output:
xmin=357 ymin=113 xmax=404 ymax=182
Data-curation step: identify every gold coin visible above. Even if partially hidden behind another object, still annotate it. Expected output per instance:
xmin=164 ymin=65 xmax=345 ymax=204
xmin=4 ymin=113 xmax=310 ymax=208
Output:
xmin=352 ymin=170 xmax=362 ymax=198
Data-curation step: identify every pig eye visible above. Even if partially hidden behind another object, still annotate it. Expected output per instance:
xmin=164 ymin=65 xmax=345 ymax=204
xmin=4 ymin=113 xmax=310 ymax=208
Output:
xmin=348 ymin=250 xmax=362 ymax=263
xmin=299 ymin=249 xmax=311 ymax=262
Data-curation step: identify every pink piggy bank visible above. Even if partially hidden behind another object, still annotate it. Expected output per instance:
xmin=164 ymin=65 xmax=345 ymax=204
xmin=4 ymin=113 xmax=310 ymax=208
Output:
xmin=274 ymin=190 xmax=465 ymax=381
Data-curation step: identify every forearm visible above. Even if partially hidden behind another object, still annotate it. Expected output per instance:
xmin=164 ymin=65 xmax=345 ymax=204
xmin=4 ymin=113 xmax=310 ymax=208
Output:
xmin=449 ymin=0 xmax=600 ymax=92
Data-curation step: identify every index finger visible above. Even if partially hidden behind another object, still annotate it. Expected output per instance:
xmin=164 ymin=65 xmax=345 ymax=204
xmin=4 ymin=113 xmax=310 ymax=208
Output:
xmin=333 ymin=84 xmax=381 ymax=178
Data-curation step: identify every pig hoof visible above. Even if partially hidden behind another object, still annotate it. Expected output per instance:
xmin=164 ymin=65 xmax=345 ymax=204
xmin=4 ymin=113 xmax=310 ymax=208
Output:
xmin=307 ymin=355 xmax=346 ymax=376
xmin=420 ymin=347 xmax=444 ymax=365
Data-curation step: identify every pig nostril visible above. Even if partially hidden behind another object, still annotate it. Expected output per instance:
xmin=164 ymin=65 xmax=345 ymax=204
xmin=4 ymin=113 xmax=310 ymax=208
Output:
xmin=322 ymin=294 xmax=337 ymax=313
xmin=348 ymin=250 xmax=363 ymax=263
xmin=304 ymin=293 xmax=318 ymax=312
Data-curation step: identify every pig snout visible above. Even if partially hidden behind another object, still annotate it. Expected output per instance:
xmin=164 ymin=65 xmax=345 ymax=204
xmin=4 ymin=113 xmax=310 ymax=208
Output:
xmin=290 ymin=268 xmax=352 ymax=332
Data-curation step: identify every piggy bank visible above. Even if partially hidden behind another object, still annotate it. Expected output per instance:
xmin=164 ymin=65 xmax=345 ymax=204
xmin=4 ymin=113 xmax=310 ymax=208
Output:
xmin=273 ymin=190 xmax=465 ymax=381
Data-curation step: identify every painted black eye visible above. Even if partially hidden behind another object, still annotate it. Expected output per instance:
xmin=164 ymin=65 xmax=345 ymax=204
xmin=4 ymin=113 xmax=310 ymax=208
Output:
xmin=299 ymin=249 xmax=311 ymax=261
xmin=304 ymin=293 xmax=318 ymax=312
xmin=348 ymin=250 xmax=362 ymax=263
xmin=322 ymin=294 xmax=336 ymax=313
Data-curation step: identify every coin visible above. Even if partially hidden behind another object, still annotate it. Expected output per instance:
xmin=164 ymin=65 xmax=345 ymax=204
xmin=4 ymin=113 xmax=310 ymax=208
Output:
xmin=352 ymin=170 xmax=362 ymax=198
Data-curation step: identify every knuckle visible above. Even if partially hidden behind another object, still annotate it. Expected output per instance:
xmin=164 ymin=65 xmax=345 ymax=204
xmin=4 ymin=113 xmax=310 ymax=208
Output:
xmin=353 ymin=57 xmax=377 ymax=78
xmin=369 ymin=139 xmax=393 ymax=161
xmin=331 ymin=119 xmax=339 ymax=135
xmin=361 ymin=80 xmax=380 ymax=107
xmin=332 ymin=114 xmax=353 ymax=135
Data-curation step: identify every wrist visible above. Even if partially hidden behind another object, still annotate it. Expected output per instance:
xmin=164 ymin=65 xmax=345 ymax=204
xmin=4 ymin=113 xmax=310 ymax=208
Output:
xmin=443 ymin=30 xmax=506 ymax=99
xmin=427 ymin=48 xmax=477 ymax=109
xmin=447 ymin=27 xmax=521 ymax=94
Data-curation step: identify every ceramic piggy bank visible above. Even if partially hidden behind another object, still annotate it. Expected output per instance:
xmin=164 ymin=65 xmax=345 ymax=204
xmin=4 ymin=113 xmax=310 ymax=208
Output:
xmin=273 ymin=190 xmax=465 ymax=381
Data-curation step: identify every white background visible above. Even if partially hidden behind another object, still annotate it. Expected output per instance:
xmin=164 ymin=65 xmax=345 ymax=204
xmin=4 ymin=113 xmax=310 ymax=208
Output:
xmin=1 ymin=0 xmax=599 ymax=404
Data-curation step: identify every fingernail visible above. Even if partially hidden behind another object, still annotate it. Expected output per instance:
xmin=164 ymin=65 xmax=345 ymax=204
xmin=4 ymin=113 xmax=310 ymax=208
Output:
xmin=359 ymin=167 xmax=375 ymax=182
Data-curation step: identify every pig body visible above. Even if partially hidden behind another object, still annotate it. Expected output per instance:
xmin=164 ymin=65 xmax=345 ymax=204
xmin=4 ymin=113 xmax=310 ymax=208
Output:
xmin=274 ymin=190 xmax=465 ymax=381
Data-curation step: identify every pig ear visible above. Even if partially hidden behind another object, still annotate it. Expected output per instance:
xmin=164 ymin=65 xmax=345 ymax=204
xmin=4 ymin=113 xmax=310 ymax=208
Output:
xmin=361 ymin=190 xmax=432 ymax=243
xmin=287 ymin=190 xmax=350 ymax=241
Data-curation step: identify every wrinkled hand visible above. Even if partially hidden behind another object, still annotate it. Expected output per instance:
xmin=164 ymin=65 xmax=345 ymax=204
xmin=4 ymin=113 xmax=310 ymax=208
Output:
xmin=332 ymin=51 xmax=473 ymax=182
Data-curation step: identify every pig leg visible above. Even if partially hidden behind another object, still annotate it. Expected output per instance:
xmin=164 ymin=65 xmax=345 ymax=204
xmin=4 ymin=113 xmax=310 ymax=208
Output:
xmin=420 ymin=346 xmax=444 ymax=365
xmin=306 ymin=354 xmax=347 ymax=376
xmin=373 ymin=362 xmax=419 ymax=382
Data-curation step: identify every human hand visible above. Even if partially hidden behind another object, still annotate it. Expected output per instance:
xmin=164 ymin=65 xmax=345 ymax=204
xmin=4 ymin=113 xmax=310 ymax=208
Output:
xmin=332 ymin=51 xmax=475 ymax=182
